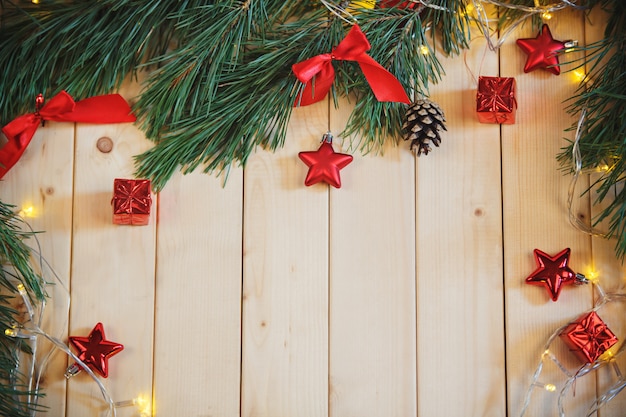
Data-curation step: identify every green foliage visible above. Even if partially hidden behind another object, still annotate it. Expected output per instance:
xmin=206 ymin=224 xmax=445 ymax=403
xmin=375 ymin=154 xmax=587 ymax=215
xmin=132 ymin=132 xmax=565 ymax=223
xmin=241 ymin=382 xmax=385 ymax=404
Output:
xmin=0 ymin=200 xmax=45 ymax=417
xmin=0 ymin=0 xmax=469 ymax=191
xmin=558 ymin=0 xmax=626 ymax=259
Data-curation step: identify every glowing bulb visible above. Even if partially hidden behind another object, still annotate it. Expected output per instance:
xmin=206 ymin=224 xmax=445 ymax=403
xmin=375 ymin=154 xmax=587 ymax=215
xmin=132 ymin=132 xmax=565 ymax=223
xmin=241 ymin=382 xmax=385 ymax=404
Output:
xmin=115 ymin=394 xmax=152 ymax=416
xmin=460 ymin=3 xmax=474 ymax=16
xmin=32 ymin=0 xmax=40 ymax=3
xmin=544 ymin=383 xmax=556 ymax=392
xmin=419 ymin=45 xmax=430 ymax=55
xmin=5 ymin=328 xmax=17 ymax=337
xmin=135 ymin=394 xmax=151 ymax=415
xmin=19 ymin=205 xmax=36 ymax=218
xmin=586 ymin=269 xmax=599 ymax=284
xmin=599 ymin=345 xmax=619 ymax=362
xmin=572 ymin=70 xmax=587 ymax=83
xmin=541 ymin=12 xmax=553 ymax=20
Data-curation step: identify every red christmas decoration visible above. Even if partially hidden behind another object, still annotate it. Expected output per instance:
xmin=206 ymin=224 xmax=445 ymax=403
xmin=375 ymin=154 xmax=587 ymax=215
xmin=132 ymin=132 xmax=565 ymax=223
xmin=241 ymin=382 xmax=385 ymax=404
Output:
xmin=379 ymin=0 xmax=420 ymax=8
xmin=112 ymin=179 xmax=152 ymax=225
xmin=0 ymin=91 xmax=135 ymax=179
xmin=525 ymin=248 xmax=577 ymax=301
xmin=292 ymin=24 xmax=409 ymax=106
xmin=67 ymin=322 xmax=124 ymax=378
xmin=516 ymin=24 xmax=566 ymax=75
xmin=476 ymin=76 xmax=517 ymax=124
xmin=559 ymin=311 xmax=618 ymax=363
xmin=298 ymin=133 xmax=353 ymax=188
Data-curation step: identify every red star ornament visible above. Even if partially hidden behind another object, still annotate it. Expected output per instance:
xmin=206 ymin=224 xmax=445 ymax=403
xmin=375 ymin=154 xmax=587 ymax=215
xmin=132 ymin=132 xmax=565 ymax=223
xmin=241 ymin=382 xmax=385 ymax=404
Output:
xmin=516 ymin=24 xmax=566 ymax=75
xmin=525 ymin=248 xmax=577 ymax=301
xmin=68 ymin=322 xmax=124 ymax=378
xmin=298 ymin=138 xmax=353 ymax=188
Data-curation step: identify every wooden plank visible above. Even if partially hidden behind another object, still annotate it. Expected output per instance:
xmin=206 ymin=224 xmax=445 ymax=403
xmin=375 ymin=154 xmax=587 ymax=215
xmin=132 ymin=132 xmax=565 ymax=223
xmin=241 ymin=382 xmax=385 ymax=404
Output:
xmin=0 ymin=122 xmax=74 ymax=415
xmin=582 ymin=6 xmax=626 ymax=417
xmin=501 ymin=10 xmax=595 ymax=417
xmin=241 ymin=101 xmax=329 ymax=417
xmin=67 ymin=122 xmax=155 ymax=417
xmin=328 ymin=99 xmax=416 ymax=416
xmin=415 ymin=18 xmax=507 ymax=416
xmin=152 ymin=168 xmax=243 ymax=416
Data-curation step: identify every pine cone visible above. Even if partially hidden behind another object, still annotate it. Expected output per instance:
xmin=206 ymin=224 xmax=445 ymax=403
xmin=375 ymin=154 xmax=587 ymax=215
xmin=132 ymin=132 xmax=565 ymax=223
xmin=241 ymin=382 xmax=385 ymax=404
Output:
xmin=402 ymin=99 xmax=447 ymax=156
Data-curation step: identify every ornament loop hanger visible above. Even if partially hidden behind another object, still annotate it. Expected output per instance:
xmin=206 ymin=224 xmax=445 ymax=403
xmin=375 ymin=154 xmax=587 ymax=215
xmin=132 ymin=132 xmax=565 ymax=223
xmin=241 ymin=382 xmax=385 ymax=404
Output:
xmin=321 ymin=132 xmax=333 ymax=144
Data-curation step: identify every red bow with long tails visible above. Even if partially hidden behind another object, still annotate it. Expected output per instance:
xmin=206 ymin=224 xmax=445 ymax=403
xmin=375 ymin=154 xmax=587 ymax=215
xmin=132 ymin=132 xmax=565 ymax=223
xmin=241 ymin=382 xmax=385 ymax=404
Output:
xmin=0 ymin=90 xmax=136 ymax=179
xmin=292 ymin=25 xmax=410 ymax=106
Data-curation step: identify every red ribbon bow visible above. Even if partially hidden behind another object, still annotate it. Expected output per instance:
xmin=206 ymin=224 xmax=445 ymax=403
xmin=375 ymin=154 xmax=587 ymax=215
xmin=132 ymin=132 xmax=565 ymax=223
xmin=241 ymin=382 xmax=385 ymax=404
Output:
xmin=0 ymin=91 xmax=136 ymax=179
xmin=292 ymin=25 xmax=410 ymax=106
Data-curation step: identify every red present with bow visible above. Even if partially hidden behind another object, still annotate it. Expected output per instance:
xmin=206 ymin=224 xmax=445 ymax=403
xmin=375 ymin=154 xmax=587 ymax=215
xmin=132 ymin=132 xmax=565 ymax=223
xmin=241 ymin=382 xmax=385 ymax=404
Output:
xmin=476 ymin=76 xmax=517 ymax=124
xmin=559 ymin=311 xmax=618 ymax=363
xmin=0 ymin=91 xmax=136 ymax=179
xmin=112 ymin=179 xmax=152 ymax=226
xmin=292 ymin=24 xmax=409 ymax=106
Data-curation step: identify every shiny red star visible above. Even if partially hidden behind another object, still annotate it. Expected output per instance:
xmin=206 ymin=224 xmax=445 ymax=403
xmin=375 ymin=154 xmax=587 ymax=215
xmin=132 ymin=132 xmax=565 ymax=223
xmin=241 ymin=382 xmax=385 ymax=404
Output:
xmin=516 ymin=24 xmax=566 ymax=75
xmin=526 ymin=248 xmax=577 ymax=301
xmin=68 ymin=322 xmax=124 ymax=378
xmin=298 ymin=141 xmax=353 ymax=188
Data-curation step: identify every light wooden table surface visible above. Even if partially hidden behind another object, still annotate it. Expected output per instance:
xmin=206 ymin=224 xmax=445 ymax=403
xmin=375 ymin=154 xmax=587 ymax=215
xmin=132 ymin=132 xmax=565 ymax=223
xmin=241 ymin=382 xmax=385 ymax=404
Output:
xmin=1 ymin=7 xmax=625 ymax=417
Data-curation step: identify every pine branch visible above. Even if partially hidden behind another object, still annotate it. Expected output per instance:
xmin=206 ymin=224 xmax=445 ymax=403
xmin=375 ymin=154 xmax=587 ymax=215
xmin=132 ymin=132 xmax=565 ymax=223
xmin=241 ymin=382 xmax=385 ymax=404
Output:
xmin=0 ymin=1 xmax=465 ymax=190
xmin=0 ymin=200 xmax=45 ymax=417
xmin=559 ymin=0 xmax=626 ymax=259
xmin=341 ymin=2 xmax=469 ymax=150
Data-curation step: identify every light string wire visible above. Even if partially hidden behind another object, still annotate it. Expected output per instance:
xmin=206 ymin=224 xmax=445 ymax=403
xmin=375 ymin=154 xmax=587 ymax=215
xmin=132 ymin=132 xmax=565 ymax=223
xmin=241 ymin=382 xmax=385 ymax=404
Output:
xmin=320 ymin=0 xmax=456 ymax=25
xmin=470 ymin=0 xmax=588 ymax=52
xmin=5 ymin=215 xmax=118 ymax=417
xmin=519 ymin=278 xmax=626 ymax=417
xmin=567 ymin=108 xmax=610 ymax=238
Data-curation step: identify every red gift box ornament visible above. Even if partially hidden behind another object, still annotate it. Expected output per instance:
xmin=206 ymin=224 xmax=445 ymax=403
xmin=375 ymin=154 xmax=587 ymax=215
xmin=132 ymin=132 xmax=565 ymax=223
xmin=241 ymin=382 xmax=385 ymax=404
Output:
xmin=112 ymin=179 xmax=152 ymax=225
xmin=559 ymin=311 xmax=618 ymax=363
xmin=476 ymin=76 xmax=517 ymax=124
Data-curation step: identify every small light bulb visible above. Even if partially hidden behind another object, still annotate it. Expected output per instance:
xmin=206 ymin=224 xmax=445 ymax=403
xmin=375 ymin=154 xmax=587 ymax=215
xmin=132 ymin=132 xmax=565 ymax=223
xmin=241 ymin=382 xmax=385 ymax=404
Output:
xmin=32 ymin=0 xmax=40 ymax=3
xmin=135 ymin=394 xmax=151 ymax=416
xmin=586 ymin=269 xmax=599 ymax=284
xmin=460 ymin=3 xmax=474 ymax=16
xmin=544 ymin=383 xmax=556 ymax=392
xmin=572 ymin=70 xmax=586 ymax=83
xmin=541 ymin=12 xmax=552 ymax=20
xmin=600 ymin=346 xmax=617 ymax=361
xmin=419 ymin=45 xmax=430 ymax=55
xmin=5 ymin=328 xmax=17 ymax=337
xmin=19 ymin=205 xmax=35 ymax=218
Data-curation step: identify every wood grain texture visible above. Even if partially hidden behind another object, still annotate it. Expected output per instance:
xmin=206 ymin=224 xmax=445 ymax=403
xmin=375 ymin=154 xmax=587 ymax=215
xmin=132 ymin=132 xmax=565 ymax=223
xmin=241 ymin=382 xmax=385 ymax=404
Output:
xmin=416 ymin=20 xmax=506 ymax=416
xmin=0 ymin=122 xmax=75 ymax=415
xmin=0 ymin=9 xmax=623 ymax=417
xmin=152 ymin=168 xmax=243 ymax=417
xmin=67 ymin=122 xmax=155 ymax=417
xmin=501 ymin=10 xmax=595 ymax=417
xmin=241 ymin=101 xmax=329 ymax=417
xmin=329 ymin=98 xmax=417 ymax=417
xmin=583 ymin=7 xmax=626 ymax=417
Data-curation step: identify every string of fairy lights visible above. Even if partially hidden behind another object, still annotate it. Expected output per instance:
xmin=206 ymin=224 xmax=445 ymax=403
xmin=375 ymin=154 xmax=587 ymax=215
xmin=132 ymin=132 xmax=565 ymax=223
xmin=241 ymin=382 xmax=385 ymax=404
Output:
xmin=4 ymin=216 xmax=150 ymax=417
xmin=3 ymin=0 xmax=622 ymax=416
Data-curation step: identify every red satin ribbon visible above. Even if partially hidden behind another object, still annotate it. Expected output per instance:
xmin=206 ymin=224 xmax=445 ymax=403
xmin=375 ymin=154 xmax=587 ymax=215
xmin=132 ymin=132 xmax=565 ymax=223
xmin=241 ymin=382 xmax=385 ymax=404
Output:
xmin=292 ymin=25 xmax=410 ymax=106
xmin=0 ymin=91 xmax=136 ymax=179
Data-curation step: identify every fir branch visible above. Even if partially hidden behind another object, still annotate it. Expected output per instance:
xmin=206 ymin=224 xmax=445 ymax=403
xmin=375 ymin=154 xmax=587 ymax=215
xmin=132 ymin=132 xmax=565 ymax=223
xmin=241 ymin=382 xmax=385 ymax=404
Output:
xmin=559 ymin=0 xmax=626 ymax=259
xmin=0 ymin=0 xmax=189 ymax=123
xmin=0 ymin=0 xmax=464 ymax=190
xmin=0 ymin=200 xmax=45 ymax=416
xmin=341 ymin=3 xmax=469 ymax=150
